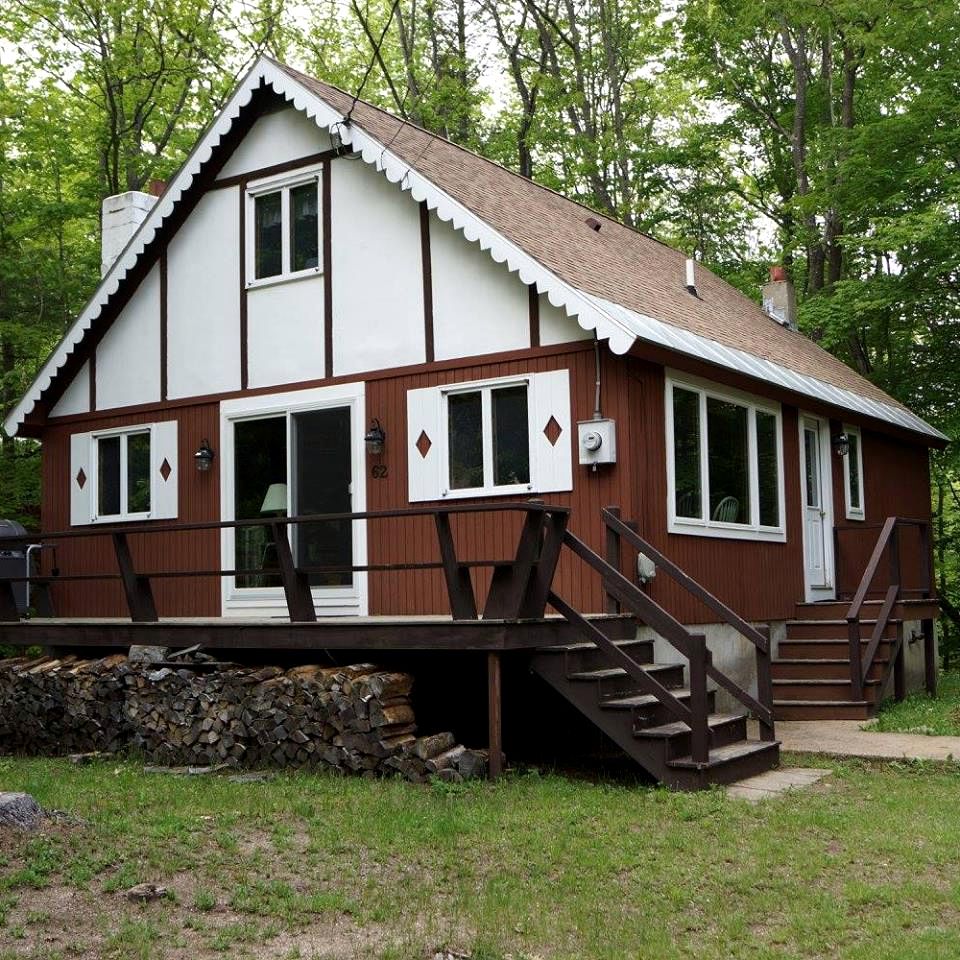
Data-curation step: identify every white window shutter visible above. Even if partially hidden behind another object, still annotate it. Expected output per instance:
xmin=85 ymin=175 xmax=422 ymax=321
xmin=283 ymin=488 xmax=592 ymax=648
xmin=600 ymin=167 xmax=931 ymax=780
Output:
xmin=407 ymin=386 xmax=441 ymax=502
xmin=533 ymin=369 xmax=573 ymax=493
xmin=152 ymin=420 xmax=179 ymax=519
xmin=70 ymin=432 xmax=92 ymax=526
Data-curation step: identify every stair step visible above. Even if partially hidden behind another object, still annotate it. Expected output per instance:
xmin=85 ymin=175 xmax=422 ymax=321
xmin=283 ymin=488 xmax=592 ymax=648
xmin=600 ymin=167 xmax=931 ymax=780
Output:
xmin=601 ymin=686 xmax=713 ymax=710
xmin=773 ymin=678 xmax=882 ymax=702
xmin=567 ymin=664 xmax=675 ymax=681
xmin=786 ymin=619 xmax=900 ymax=641
xmin=637 ymin=713 xmax=745 ymax=739
xmin=774 ymin=699 xmax=873 ymax=720
xmin=539 ymin=638 xmax=648 ymax=654
xmin=667 ymin=740 xmax=779 ymax=770
xmin=779 ymin=638 xmax=894 ymax=660
xmin=772 ymin=658 xmax=888 ymax=681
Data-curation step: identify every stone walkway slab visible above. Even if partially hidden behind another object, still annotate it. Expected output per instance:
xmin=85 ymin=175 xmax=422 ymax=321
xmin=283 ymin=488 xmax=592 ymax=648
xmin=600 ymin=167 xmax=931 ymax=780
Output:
xmin=749 ymin=719 xmax=960 ymax=762
xmin=726 ymin=767 xmax=831 ymax=802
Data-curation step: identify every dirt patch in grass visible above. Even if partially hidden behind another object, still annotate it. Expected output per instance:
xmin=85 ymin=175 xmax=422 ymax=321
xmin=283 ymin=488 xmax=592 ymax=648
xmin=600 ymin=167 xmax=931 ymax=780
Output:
xmin=0 ymin=869 xmax=391 ymax=959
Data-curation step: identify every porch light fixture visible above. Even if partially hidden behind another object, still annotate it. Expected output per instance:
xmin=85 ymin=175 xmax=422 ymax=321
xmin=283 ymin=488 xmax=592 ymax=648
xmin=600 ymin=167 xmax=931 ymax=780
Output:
xmin=194 ymin=439 xmax=215 ymax=471
xmin=832 ymin=433 xmax=850 ymax=457
xmin=364 ymin=419 xmax=386 ymax=456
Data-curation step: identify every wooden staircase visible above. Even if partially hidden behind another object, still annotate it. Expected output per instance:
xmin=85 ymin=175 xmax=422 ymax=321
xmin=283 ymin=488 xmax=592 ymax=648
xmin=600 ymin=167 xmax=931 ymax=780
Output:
xmin=772 ymin=600 xmax=897 ymax=719
xmin=530 ymin=636 xmax=778 ymax=790
xmin=772 ymin=515 xmax=939 ymax=721
xmin=528 ymin=508 xmax=780 ymax=790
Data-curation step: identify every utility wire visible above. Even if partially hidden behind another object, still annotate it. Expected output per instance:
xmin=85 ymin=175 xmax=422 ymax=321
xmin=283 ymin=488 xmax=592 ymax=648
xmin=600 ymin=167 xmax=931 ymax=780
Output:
xmin=344 ymin=0 xmax=403 ymax=126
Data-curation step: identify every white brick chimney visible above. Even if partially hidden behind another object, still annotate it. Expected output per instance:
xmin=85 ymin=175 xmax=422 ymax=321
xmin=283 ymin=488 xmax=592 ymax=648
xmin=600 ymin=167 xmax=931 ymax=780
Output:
xmin=762 ymin=265 xmax=797 ymax=330
xmin=100 ymin=181 xmax=165 ymax=276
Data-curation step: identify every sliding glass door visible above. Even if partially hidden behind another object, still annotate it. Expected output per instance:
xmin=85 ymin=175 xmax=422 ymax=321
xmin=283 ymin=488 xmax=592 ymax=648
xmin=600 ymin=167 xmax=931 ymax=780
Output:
xmin=221 ymin=384 xmax=366 ymax=617
xmin=293 ymin=408 xmax=352 ymax=587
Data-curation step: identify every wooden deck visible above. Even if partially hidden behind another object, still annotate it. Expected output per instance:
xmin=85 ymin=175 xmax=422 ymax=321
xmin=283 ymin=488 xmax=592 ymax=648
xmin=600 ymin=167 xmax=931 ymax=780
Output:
xmin=0 ymin=614 xmax=637 ymax=652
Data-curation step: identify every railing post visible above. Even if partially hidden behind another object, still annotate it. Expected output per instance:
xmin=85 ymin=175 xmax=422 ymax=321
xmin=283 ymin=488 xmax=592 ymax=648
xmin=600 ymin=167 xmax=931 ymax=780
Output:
xmin=112 ymin=532 xmax=158 ymax=623
xmin=688 ymin=633 xmax=710 ymax=765
xmin=888 ymin=521 xmax=901 ymax=592
xmin=487 ymin=651 xmax=503 ymax=780
xmin=270 ymin=521 xmax=317 ymax=623
xmin=919 ymin=520 xmax=933 ymax=599
xmin=483 ymin=505 xmax=545 ymax=619
xmin=518 ymin=510 xmax=568 ymax=618
xmin=848 ymin=617 xmax=864 ymax=701
xmin=434 ymin=512 xmax=478 ymax=620
xmin=756 ymin=625 xmax=775 ymax=742
xmin=604 ymin=505 xmax=622 ymax=615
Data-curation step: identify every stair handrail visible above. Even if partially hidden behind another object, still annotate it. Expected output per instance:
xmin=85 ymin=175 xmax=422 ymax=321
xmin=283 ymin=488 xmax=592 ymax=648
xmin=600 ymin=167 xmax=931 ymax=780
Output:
xmin=599 ymin=507 xmax=775 ymax=743
xmin=562 ymin=529 xmax=763 ymax=765
xmin=845 ymin=516 xmax=901 ymax=701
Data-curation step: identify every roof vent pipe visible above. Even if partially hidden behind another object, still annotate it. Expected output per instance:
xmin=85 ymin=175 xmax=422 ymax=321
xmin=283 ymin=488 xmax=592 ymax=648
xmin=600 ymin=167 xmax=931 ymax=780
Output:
xmin=685 ymin=257 xmax=698 ymax=296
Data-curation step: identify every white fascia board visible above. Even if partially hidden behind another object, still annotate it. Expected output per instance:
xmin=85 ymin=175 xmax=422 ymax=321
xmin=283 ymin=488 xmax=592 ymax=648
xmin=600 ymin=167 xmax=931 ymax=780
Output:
xmin=585 ymin=293 xmax=946 ymax=442
xmin=6 ymin=57 xmax=945 ymax=447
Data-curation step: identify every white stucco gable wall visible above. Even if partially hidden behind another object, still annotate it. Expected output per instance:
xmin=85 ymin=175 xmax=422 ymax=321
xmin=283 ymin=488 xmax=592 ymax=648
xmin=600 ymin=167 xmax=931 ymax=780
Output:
xmin=218 ymin=106 xmax=333 ymax=179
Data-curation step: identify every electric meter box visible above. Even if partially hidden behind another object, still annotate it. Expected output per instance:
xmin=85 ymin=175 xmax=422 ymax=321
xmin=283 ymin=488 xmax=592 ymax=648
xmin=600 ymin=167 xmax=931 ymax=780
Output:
xmin=577 ymin=418 xmax=617 ymax=466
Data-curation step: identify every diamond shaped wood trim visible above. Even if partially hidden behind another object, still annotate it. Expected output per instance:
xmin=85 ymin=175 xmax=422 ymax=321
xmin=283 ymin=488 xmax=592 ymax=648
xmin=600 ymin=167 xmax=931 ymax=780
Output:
xmin=416 ymin=431 xmax=432 ymax=459
xmin=543 ymin=416 xmax=562 ymax=447
xmin=75 ymin=468 xmax=87 ymax=490
xmin=159 ymin=458 xmax=172 ymax=482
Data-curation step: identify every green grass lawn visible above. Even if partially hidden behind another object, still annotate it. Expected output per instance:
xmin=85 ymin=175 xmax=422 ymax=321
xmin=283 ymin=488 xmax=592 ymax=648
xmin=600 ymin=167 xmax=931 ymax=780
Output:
xmin=866 ymin=670 xmax=960 ymax=737
xmin=0 ymin=755 xmax=959 ymax=959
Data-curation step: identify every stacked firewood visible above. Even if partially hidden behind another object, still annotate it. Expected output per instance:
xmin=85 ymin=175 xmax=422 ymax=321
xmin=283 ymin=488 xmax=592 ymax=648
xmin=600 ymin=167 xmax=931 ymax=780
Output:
xmin=0 ymin=654 xmax=130 ymax=755
xmin=0 ymin=655 xmax=489 ymax=782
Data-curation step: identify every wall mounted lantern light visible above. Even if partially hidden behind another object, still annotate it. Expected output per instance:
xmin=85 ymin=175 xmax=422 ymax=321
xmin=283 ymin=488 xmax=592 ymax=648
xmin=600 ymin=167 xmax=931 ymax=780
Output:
xmin=831 ymin=433 xmax=850 ymax=458
xmin=194 ymin=439 xmax=215 ymax=472
xmin=364 ymin=419 xmax=386 ymax=456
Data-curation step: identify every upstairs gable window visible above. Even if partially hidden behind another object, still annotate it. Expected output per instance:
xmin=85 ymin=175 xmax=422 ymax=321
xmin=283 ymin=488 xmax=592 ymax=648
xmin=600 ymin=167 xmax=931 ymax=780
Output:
xmin=247 ymin=168 xmax=321 ymax=286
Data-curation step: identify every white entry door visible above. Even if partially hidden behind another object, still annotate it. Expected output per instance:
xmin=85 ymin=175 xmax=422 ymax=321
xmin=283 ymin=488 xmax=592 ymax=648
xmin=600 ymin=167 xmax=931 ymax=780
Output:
xmin=800 ymin=415 xmax=834 ymax=597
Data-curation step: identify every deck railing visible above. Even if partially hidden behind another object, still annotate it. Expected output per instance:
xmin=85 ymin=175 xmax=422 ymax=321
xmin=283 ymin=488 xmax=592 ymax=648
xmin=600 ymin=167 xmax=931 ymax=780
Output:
xmin=0 ymin=501 xmax=776 ymax=768
xmin=839 ymin=516 xmax=936 ymax=701
xmin=0 ymin=502 xmax=571 ymax=625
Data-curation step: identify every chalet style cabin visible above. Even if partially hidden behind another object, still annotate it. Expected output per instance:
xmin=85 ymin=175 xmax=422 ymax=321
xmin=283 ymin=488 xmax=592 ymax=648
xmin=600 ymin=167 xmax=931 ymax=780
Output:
xmin=0 ymin=58 xmax=944 ymax=789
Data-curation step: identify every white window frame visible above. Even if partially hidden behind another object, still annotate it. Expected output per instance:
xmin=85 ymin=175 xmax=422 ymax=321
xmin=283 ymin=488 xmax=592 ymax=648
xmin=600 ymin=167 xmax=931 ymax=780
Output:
xmin=245 ymin=164 xmax=323 ymax=290
xmin=89 ymin=425 xmax=155 ymax=523
xmin=843 ymin=423 xmax=866 ymax=520
xmin=219 ymin=383 xmax=367 ymax=618
xmin=665 ymin=372 xmax=786 ymax=542
xmin=440 ymin=374 xmax=537 ymax=500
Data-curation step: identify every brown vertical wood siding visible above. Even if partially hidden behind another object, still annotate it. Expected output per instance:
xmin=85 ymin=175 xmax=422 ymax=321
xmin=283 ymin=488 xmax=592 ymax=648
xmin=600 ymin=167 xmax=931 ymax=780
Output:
xmin=37 ymin=344 xmax=934 ymax=624
xmin=830 ymin=426 xmax=932 ymax=599
xmin=42 ymin=404 xmax=221 ymax=617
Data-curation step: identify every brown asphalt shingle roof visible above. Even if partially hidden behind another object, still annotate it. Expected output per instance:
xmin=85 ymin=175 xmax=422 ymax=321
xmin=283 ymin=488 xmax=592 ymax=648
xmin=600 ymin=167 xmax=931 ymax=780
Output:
xmin=275 ymin=60 xmax=912 ymax=417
